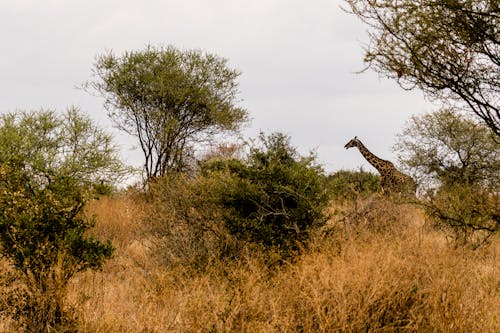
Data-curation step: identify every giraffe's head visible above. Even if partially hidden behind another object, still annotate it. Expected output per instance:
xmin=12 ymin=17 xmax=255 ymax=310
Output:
xmin=344 ymin=136 xmax=361 ymax=149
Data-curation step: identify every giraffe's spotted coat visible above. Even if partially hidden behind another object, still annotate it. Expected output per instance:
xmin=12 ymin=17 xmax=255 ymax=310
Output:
xmin=344 ymin=137 xmax=416 ymax=195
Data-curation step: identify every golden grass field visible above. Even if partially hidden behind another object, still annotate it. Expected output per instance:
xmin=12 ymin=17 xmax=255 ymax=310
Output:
xmin=1 ymin=195 xmax=499 ymax=332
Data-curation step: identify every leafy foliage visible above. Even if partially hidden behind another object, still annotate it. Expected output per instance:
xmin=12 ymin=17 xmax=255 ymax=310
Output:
xmin=423 ymin=184 xmax=498 ymax=249
xmin=0 ymin=109 xmax=116 ymax=330
xmin=201 ymin=133 xmax=330 ymax=257
xmin=0 ymin=166 xmax=113 ymax=278
xmin=395 ymin=109 xmax=499 ymax=248
xmin=345 ymin=0 xmax=500 ymax=136
xmin=89 ymin=45 xmax=248 ymax=178
xmin=395 ymin=109 xmax=499 ymax=189
xmin=0 ymin=107 xmax=125 ymax=189
xmin=327 ymin=169 xmax=381 ymax=200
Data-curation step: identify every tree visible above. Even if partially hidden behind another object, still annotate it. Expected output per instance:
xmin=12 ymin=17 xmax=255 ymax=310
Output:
xmin=395 ymin=109 xmax=499 ymax=189
xmin=344 ymin=0 xmax=500 ymax=136
xmin=88 ymin=45 xmax=248 ymax=179
xmin=395 ymin=109 xmax=499 ymax=248
xmin=0 ymin=108 xmax=118 ymax=330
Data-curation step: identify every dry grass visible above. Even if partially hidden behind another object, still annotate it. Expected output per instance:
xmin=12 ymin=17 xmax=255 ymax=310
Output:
xmin=1 ymin=195 xmax=499 ymax=332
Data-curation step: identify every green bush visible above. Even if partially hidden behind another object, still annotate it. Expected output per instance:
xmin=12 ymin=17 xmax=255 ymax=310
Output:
xmin=201 ymin=133 xmax=330 ymax=258
xmin=0 ymin=109 xmax=117 ymax=331
xmin=326 ymin=169 xmax=380 ymax=200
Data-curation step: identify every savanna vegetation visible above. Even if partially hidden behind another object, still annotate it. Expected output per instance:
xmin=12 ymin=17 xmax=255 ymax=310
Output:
xmin=1 ymin=42 xmax=498 ymax=332
xmin=395 ymin=109 xmax=499 ymax=249
xmin=2 ymin=184 xmax=498 ymax=332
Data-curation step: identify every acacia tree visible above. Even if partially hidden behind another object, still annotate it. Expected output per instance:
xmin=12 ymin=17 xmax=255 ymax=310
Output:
xmin=345 ymin=0 xmax=500 ymax=136
xmin=89 ymin=45 xmax=248 ymax=179
xmin=395 ymin=109 xmax=499 ymax=248
xmin=395 ymin=109 xmax=499 ymax=189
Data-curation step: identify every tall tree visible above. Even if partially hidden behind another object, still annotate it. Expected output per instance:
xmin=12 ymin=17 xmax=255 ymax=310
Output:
xmin=344 ymin=0 xmax=499 ymax=136
xmin=89 ymin=45 xmax=248 ymax=179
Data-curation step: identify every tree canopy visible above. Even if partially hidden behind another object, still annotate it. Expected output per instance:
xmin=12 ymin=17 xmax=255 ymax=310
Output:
xmin=89 ymin=45 xmax=248 ymax=179
xmin=345 ymin=0 xmax=500 ymax=136
xmin=395 ymin=108 xmax=499 ymax=190
xmin=0 ymin=107 xmax=124 ymax=189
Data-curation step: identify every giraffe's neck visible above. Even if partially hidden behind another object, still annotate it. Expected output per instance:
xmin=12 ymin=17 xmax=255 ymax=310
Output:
xmin=356 ymin=141 xmax=391 ymax=174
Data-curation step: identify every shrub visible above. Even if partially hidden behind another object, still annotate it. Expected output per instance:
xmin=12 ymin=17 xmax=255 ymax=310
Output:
xmin=423 ymin=184 xmax=499 ymax=249
xmin=0 ymin=109 xmax=117 ymax=331
xmin=200 ymin=133 xmax=330 ymax=259
xmin=326 ymin=168 xmax=380 ymax=200
xmin=147 ymin=133 xmax=329 ymax=270
xmin=147 ymin=173 xmax=236 ymax=273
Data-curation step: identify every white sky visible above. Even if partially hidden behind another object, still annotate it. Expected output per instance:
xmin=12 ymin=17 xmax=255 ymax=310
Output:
xmin=0 ymin=0 xmax=433 ymax=174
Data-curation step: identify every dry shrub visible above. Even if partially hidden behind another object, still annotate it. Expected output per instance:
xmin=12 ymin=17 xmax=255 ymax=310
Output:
xmin=422 ymin=185 xmax=499 ymax=249
xmin=0 ymin=260 xmax=24 ymax=330
xmin=66 ymin=195 xmax=166 ymax=333
xmin=0 ymin=255 xmax=88 ymax=332
xmin=145 ymin=174 xmax=240 ymax=274
xmin=160 ymin=251 xmax=276 ymax=332
xmin=328 ymin=194 xmax=420 ymax=238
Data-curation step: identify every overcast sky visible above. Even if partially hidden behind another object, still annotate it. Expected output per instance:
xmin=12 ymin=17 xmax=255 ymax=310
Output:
xmin=0 ymin=0 xmax=433 ymax=174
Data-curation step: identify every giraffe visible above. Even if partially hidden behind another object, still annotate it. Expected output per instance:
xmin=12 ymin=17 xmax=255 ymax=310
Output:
xmin=344 ymin=136 xmax=416 ymax=195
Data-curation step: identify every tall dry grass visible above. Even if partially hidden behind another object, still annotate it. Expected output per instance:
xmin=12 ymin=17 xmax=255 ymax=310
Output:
xmin=1 ymin=195 xmax=498 ymax=332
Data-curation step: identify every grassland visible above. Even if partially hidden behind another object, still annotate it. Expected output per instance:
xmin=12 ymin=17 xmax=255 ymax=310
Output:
xmin=1 ymin=194 xmax=498 ymax=332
